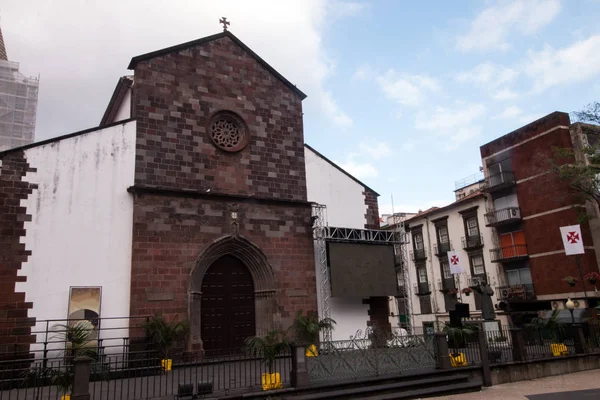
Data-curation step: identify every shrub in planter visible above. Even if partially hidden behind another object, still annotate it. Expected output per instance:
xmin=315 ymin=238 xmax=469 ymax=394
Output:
xmin=562 ymin=276 xmax=578 ymax=287
xmin=526 ymin=309 xmax=567 ymax=356
xmin=462 ymin=287 xmax=473 ymax=296
xmin=142 ymin=314 xmax=190 ymax=371
xmin=245 ymin=330 xmax=290 ymax=391
xmin=289 ymin=310 xmax=336 ymax=356
xmin=585 ymin=272 xmax=600 ymax=286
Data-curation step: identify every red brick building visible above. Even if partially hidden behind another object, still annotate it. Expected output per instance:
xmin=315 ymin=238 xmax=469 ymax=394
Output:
xmin=480 ymin=112 xmax=600 ymax=322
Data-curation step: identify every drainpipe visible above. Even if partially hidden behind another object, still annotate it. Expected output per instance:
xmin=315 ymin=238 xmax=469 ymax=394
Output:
xmin=424 ymin=217 xmax=439 ymax=313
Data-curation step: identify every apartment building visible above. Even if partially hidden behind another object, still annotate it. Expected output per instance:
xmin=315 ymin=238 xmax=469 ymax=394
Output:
xmin=479 ymin=112 xmax=600 ymax=324
xmin=390 ymin=181 xmax=508 ymax=333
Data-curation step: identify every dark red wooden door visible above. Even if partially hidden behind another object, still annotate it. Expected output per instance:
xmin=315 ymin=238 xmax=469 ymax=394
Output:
xmin=201 ymin=255 xmax=255 ymax=354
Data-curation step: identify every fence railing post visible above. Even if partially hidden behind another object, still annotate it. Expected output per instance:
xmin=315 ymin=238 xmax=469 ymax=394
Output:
xmin=71 ymin=356 xmax=92 ymax=400
xmin=434 ymin=333 xmax=452 ymax=370
xmin=572 ymin=324 xmax=587 ymax=354
xmin=290 ymin=345 xmax=310 ymax=388
xmin=477 ymin=328 xmax=492 ymax=387
xmin=509 ymin=328 xmax=527 ymax=361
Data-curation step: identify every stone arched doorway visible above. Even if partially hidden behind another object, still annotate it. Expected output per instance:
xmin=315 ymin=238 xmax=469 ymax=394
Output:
xmin=200 ymin=255 xmax=255 ymax=353
xmin=188 ymin=235 xmax=279 ymax=353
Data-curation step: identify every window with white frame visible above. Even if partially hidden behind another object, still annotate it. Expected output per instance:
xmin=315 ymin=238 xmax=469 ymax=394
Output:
xmin=437 ymin=225 xmax=449 ymax=243
xmin=417 ymin=266 xmax=428 ymax=283
xmin=413 ymin=232 xmax=424 ymax=250
xmin=440 ymin=259 xmax=451 ymax=279
xmin=470 ymin=254 xmax=485 ymax=275
xmin=465 ymin=216 xmax=479 ymax=237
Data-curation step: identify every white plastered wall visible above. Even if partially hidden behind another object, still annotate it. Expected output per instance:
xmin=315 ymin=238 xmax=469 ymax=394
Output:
xmin=305 ymin=146 xmax=371 ymax=340
xmin=15 ymin=121 xmax=136 ymax=357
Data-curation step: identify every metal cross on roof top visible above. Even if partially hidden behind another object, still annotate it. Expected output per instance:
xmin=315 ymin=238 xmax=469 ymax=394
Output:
xmin=219 ymin=17 xmax=230 ymax=31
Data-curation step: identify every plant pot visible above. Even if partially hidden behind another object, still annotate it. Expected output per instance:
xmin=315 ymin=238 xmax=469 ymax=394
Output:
xmin=464 ymin=292 xmax=471 ymax=296
xmin=261 ymin=372 xmax=282 ymax=390
xmin=306 ymin=344 xmax=318 ymax=357
xmin=449 ymin=352 xmax=467 ymax=367
xmin=61 ymin=396 xmax=70 ymax=400
xmin=161 ymin=359 xmax=172 ymax=371
xmin=550 ymin=343 xmax=568 ymax=357
xmin=589 ymin=279 xmax=597 ymax=285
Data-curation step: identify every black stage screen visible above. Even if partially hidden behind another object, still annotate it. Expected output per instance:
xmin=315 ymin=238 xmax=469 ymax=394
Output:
xmin=328 ymin=242 xmax=397 ymax=297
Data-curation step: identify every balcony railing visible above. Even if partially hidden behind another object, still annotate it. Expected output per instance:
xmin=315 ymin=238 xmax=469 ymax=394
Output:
xmin=496 ymin=284 xmax=535 ymax=301
xmin=410 ymin=248 xmax=427 ymax=261
xmin=414 ymin=282 xmax=431 ymax=296
xmin=462 ymin=234 xmax=484 ymax=250
xmin=484 ymin=207 xmax=521 ymax=227
xmin=437 ymin=278 xmax=456 ymax=291
xmin=483 ymin=171 xmax=516 ymax=192
xmin=490 ymin=244 xmax=528 ymax=262
xmin=433 ymin=241 xmax=452 ymax=256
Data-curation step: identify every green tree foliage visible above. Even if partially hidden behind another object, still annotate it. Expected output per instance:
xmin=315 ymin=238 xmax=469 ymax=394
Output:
xmin=142 ymin=314 xmax=190 ymax=360
xmin=544 ymin=102 xmax=600 ymax=221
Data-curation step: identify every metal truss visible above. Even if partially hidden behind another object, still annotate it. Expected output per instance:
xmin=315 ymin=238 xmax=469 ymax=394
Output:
xmin=311 ymin=204 xmax=332 ymax=342
xmin=324 ymin=226 xmax=408 ymax=244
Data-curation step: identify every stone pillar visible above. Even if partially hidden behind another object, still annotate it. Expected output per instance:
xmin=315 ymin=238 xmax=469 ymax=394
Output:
xmin=572 ymin=324 xmax=588 ymax=354
xmin=509 ymin=328 xmax=527 ymax=362
xmin=477 ymin=327 xmax=492 ymax=387
xmin=188 ymin=291 xmax=203 ymax=352
xmin=290 ymin=345 xmax=310 ymax=388
xmin=71 ymin=356 xmax=92 ymax=400
xmin=366 ymin=297 xmax=392 ymax=336
xmin=435 ymin=332 xmax=452 ymax=370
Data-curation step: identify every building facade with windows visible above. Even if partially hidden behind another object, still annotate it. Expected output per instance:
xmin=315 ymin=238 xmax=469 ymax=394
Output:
xmin=479 ymin=112 xmax=600 ymax=325
xmin=390 ymin=185 xmax=509 ymax=333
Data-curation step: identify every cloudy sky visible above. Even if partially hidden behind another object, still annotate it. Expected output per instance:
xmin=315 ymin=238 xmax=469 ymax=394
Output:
xmin=3 ymin=0 xmax=600 ymax=214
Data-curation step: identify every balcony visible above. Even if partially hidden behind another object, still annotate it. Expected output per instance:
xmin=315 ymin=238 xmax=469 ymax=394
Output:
xmin=490 ymin=245 xmax=528 ymax=262
xmin=410 ymin=248 xmax=427 ymax=261
xmin=482 ymin=171 xmax=516 ymax=193
xmin=433 ymin=241 xmax=452 ymax=256
xmin=462 ymin=234 xmax=484 ymax=250
xmin=437 ymin=278 xmax=456 ymax=292
xmin=496 ymin=284 xmax=536 ymax=301
xmin=413 ymin=282 xmax=431 ymax=296
xmin=484 ymin=207 xmax=521 ymax=227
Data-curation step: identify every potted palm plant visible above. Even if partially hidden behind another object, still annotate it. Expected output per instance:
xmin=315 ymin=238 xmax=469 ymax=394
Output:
xmin=526 ymin=309 xmax=567 ymax=356
xmin=23 ymin=321 xmax=99 ymax=400
xmin=442 ymin=324 xmax=477 ymax=367
xmin=290 ymin=310 xmax=336 ymax=357
xmin=142 ymin=314 xmax=190 ymax=371
xmin=245 ymin=330 xmax=290 ymax=391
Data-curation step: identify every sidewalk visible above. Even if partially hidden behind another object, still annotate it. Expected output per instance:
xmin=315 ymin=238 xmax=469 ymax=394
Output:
xmin=427 ymin=369 xmax=600 ymax=399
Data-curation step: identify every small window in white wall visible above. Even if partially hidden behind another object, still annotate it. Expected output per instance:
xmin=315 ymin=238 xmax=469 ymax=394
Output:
xmin=440 ymin=259 xmax=451 ymax=279
xmin=437 ymin=225 xmax=449 ymax=244
xmin=414 ymin=233 xmax=424 ymax=250
xmin=471 ymin=254 xmax=485 ymax=275
xmin=397 ymin=271 xmax=405 ymax=287
xmin=417 ymin=267 xmax=428 ymax=283
xmin=466 ymin=216 xmax=479 ymax=237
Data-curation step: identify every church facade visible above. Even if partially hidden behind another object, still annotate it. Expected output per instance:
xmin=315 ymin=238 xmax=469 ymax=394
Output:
xmin=0 ymin=30 xmax=384 ymax=358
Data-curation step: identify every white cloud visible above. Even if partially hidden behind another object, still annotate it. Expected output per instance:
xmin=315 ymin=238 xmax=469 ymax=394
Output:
xmin=359 ymin=141 xmax=392 ymax=158
xmin=493 ymin=88 xmax=520 ymax=100
xmin=456 ymin=63 xmax=519 ymax=87
xmin=415 ymin=103 xmax=487 ymax=150
xmin=1 ymin=0 xmax=355 ymax=139
xmin=496 ymin=106 xmax=522 ymax=119
xmin=525 ymin=35 xmax=600 ymax=93
xmin=352 ymin=64 xmax=373 ymax=81
xmin=336 ymin=158 xmax=378 ymax=179
xmin=456 ymin=0 xmax=561 ymax=52
xmin=376 ymin=70 xmax=441 ymax=106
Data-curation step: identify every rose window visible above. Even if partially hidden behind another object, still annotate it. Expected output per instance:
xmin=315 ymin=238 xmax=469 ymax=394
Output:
xmin=208 ymin=112 xmax=248 ymax=152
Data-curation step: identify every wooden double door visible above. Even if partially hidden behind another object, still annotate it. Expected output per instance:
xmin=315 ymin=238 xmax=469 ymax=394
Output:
xmin=201 ymin=255 xmax=256 ymax=354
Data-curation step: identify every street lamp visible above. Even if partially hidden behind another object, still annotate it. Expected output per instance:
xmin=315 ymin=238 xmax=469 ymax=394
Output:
xmin=565 ymin=298 xmax=575 ymax=324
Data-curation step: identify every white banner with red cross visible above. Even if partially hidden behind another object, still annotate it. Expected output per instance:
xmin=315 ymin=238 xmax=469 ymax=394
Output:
xmin=560 ymin=225 xmax=585 ymax=255
xmin=447 ymin=250 xmax=464 ymax=274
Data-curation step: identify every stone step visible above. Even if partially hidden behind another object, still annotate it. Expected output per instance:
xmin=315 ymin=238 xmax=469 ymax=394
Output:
xmin=353 ymin=380 xmax=483 ymax=400
xmin=287 ymin=373 xmax=473 ymax=400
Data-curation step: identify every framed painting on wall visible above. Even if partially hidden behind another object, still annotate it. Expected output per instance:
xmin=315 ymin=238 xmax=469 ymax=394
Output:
xmin=67 ymin=286 xmax=102 ymax=344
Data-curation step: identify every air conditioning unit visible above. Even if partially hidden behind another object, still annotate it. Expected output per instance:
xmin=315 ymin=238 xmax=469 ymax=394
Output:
xmin=500 ymin=288 xmax=509 ymax=298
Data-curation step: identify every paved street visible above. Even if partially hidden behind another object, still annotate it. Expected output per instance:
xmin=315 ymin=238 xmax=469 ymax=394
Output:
xmin=428 ymin=369 xmax=600 ymax=400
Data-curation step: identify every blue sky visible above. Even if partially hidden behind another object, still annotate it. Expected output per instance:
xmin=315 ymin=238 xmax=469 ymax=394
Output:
xmin=4 ymin=0 xmax=600 ymax=215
